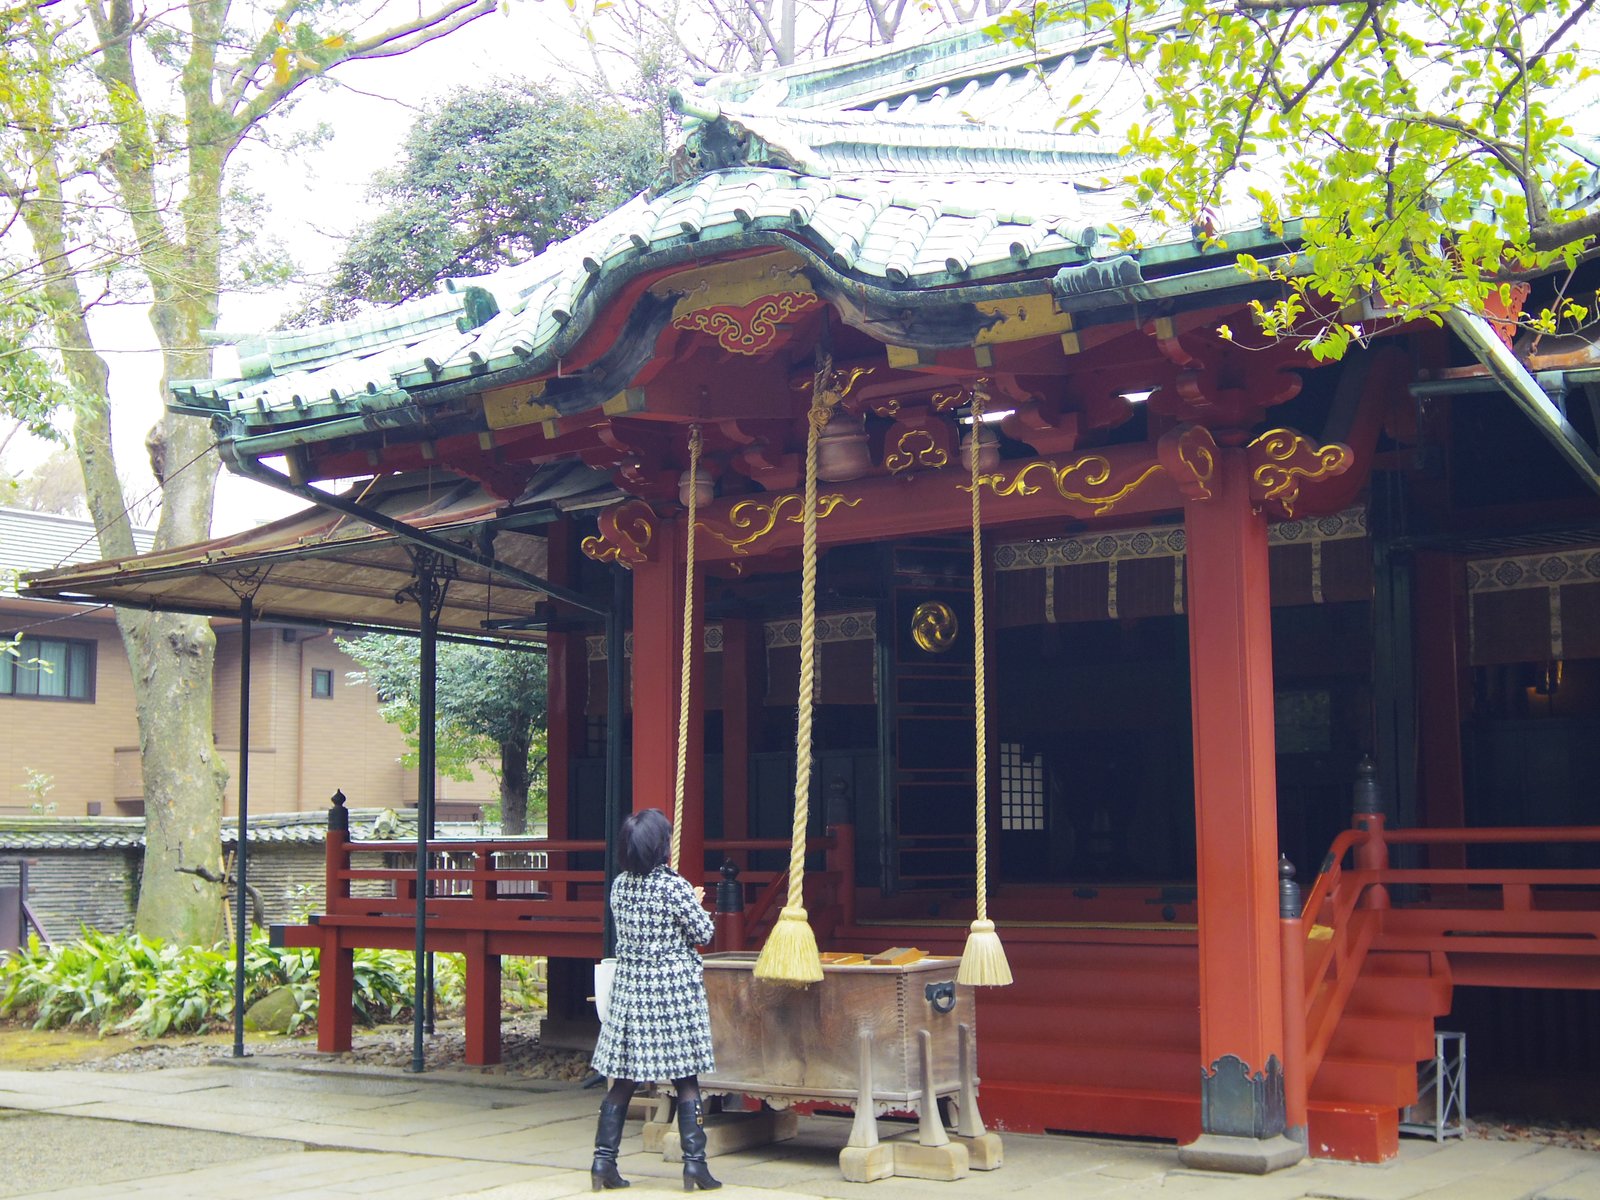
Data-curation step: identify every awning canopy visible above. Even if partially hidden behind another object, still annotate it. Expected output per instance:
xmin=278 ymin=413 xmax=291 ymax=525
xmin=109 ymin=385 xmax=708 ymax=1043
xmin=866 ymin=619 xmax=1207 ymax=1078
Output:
xmin=20 ymin=465 xmax=618 ymax=640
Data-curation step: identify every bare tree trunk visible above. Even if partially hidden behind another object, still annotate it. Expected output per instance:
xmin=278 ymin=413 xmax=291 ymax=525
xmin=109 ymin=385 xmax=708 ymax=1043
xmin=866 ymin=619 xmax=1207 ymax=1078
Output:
xmin=499 ymin=723 xmax=534 ymax=835
xmin=24 ymin=133 xmax=229 ymax=944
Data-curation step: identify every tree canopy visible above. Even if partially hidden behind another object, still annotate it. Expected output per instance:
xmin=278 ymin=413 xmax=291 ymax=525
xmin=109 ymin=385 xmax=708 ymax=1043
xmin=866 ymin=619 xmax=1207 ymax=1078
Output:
xmin=342 ymin=635 xmax=549 ymax=834
xmin=996 ymin=0 xmax=1600 ymax=356
xmin=305 ymin=80 xmax=663 ymax=318
xmin=0 ymin=0 xmax=496 ymax=941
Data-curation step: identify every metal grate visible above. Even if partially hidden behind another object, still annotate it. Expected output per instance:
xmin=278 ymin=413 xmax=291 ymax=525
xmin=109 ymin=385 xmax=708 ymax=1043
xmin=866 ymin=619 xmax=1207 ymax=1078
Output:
xmin=998 ymin=742 xmax=1046 ymax=832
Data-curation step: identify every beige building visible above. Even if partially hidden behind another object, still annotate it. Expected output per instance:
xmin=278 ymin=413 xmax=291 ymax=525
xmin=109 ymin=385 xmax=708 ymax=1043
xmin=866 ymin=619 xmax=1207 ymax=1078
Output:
xmin=1 ymin=507 xmax=494 ymax=818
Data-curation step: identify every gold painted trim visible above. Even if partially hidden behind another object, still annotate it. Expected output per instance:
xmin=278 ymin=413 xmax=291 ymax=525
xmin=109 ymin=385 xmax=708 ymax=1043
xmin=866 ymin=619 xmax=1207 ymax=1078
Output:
xmin=698 ymin=492 xmax=862 ymax=557
xmin=580 ymin=502 xmax=655 ymax=569
xmin=482 ymin=379 xmax=555 ymax=430
xmin=1247 ymin=428 xmax=1353 ymax=517
xmin=911 ymin=600 xmax=959 ymax=653
xmin=672 ymin=291 xmax=821 ymax=355
xmin=885 ymin=428 xmax=949 ymax=474
xmin=967 ymin=456 xmax=1165 ymax=516
xmin=974 ymin=294 xmax=1075 ymax=345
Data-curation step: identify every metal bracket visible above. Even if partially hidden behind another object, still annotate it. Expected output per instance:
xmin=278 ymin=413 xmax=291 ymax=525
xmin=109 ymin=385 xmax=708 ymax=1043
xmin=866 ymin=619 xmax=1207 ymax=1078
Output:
xmin=925 ymin=981 xmax=956 ymax=1013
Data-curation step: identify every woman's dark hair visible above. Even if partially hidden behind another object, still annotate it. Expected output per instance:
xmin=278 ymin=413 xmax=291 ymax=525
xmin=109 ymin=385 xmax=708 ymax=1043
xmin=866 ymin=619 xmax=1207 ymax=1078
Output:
xmin=619 ymin=808 xmax=672 ymax=875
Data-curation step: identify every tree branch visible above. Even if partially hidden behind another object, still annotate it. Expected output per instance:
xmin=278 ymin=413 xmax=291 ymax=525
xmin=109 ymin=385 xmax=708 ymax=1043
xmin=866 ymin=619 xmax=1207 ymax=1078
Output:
xmin=226 ymin=0 xmax=496 ymax=139
xmin=1531 ymin=207 xmax=1600 ymax=253
xmin=1281 ymin=3 xmax=1374 ymax=112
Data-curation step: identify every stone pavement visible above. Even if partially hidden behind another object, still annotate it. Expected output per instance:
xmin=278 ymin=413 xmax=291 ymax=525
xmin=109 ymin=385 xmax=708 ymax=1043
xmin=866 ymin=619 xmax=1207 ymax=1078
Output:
xmin=0 ymin=1062 xmax=1596 ymax=1200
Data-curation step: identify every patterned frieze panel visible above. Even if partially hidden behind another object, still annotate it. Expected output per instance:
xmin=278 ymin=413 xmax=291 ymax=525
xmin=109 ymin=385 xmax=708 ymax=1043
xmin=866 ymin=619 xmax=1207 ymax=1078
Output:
xmin=992 ymin=506 xmax=1367 ymax=572
xmin=585 ymin=611 xmax=873 ymax=661
xmin=1466 ymin=549 xmax=1600 ymax=593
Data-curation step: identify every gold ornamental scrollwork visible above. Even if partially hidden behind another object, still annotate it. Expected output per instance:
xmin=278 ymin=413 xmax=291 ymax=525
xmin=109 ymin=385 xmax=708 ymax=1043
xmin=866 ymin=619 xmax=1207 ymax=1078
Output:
xmin=698 ymin=492 xmax=862 ymax=557
xmin=1246 ymin=428 xmax=1353 ymax=517
xmin=672 ymin=291 xmax=822 ymax=355
xmin=910 ymin=601 xmax=959 ymax=654
xmin=581 ymin=500 xmax=656 ymax=569
xmin=794 ymin=362 xmax=875 ymax=420
xmin=885 ymin=428 xmax=950 ymax=474
xmin=1156 ymin=423 xmax=1218 ymax=502
xmin=966 ymin=455 xmax=1164 ymax=516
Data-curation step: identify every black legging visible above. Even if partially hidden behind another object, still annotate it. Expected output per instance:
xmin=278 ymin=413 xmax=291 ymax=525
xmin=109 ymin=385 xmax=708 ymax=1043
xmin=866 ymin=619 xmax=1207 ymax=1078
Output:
xmin=606 ymin=1075 xmax=700 ymax=1111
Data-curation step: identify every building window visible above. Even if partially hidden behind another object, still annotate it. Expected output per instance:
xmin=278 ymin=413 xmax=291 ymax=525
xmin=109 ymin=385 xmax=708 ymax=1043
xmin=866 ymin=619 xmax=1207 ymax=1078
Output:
xmin=311 ymin=668 xmax=334 ymax=698
xmin=998 ymin=741 xmax=1046 ymax=832
xmin=0 ymin=635 xmax=95 ymax=702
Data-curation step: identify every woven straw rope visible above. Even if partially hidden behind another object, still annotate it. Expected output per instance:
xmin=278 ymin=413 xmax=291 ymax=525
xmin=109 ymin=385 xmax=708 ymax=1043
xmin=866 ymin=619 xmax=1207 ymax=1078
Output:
xmin=969 ymin=386 xmax=990 ymax=920
xmin=670 ymin=426 xmax=702 ymax=873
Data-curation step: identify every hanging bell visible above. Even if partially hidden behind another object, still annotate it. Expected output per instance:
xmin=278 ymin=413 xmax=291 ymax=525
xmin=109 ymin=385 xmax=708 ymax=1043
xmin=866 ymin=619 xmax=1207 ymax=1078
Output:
xmin=678 ymin=465 xmax=715 ymax=508
xmin=961 ymin=422 xmax=1001 ymax=473
xmin=817 ymin=412 xmax=873 ymax=481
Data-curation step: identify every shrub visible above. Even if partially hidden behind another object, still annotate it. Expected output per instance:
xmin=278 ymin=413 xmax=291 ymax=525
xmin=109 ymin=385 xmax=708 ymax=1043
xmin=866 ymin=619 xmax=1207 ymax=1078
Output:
xmin=0 ymin=930 xmax=544 ymax=1037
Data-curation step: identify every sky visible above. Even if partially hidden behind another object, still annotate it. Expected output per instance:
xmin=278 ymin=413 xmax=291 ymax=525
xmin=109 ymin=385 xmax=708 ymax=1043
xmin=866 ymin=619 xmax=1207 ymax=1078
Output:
xmin=3 ymin=0 xmax=601 ymax=540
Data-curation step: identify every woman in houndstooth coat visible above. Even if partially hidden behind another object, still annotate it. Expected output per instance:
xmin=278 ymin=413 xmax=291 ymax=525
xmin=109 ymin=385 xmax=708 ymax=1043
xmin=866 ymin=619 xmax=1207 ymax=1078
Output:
xmin=589 ymin=808 xmax=721 ymax=1192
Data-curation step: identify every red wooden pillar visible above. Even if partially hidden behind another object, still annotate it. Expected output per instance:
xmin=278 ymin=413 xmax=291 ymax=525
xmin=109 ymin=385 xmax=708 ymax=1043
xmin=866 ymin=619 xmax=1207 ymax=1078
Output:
xmin=545 ymin=519 xmax=584 ymax=846
xmin=545 ymin=519 xmax=586 ymax=901
xmin=720 ymin=616 xmax=760 ymax=849
xmin=1179 ymin=447 xmax=1302 ymax=1172
xmin=631 ymin=518 xmax=706 ymax=885
xmin=1415 ymin=552 xmax=1469 ymax=868
xmin=318 ymin=930 xmax=355 ymax=1054
xmin=463 ymin=930 xmax=502 ymax=1065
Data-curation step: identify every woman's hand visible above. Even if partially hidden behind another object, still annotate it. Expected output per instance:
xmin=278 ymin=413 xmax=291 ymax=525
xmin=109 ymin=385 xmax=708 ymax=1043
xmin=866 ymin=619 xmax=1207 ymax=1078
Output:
xmin=692 ymin=886 xmax=706 ymax=906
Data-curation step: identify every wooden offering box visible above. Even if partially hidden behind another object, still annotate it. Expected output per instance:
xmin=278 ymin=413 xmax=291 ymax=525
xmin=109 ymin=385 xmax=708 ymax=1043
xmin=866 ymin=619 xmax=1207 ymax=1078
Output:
xmin=691 ymin=950 xmax=1003 ymax=1182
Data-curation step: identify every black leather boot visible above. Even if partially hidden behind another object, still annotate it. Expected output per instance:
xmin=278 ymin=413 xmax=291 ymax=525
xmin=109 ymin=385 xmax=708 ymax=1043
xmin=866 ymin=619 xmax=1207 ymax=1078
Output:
xmin=591 ymin=1101 xmax=631 ymax=1191
xmin=678 ymin=1096 xmax=722 ymax=1191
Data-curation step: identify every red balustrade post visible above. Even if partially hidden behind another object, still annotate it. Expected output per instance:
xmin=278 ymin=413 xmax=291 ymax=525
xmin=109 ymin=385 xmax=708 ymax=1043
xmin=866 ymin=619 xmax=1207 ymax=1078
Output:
xmin=325 ymin=789 xmax=351 ymax=910
xmin=1352 ymin=757 xmax=1390 ymax=911
xmin=1278 ymin=856 xmax=1308 ymax=1147
xmin=714 ymin=860 xmax=746 ymax=952
xmin=319 ymin=790 xmax=354 ymax=1053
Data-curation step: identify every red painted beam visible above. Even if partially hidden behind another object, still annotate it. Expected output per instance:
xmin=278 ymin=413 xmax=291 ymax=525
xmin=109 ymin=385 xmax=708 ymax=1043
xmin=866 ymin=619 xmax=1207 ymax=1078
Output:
xmin=695 ymin=444 xmax=1181 ymax=564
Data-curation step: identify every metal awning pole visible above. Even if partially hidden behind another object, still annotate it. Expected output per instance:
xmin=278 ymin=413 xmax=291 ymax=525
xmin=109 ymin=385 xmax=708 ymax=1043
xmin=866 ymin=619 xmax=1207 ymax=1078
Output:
xmin=233 ymin=597 xmax=252 ymax=1059
xmin=406 ymin=551 xmax=451 ymax=1074
xmin=603 ymin=567 xmax=627 ymax=957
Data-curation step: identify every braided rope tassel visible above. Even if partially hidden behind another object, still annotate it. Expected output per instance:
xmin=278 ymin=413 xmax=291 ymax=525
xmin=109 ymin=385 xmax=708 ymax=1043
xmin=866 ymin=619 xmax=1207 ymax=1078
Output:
xmin=958 ymin=382 xmax=1013 ymax=987
xmin=670 ymin=426 xmax=702 ymax=875
xmin=753 ymin=351 xmax=833 ymax=985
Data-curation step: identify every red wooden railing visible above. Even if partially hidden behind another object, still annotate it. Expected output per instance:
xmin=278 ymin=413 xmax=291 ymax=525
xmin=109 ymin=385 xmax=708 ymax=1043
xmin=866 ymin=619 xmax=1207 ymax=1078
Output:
xmin=1289 ymin=821 xmax=1600 ymax=1115
xmin=319 ymin=825 xmax=849 ymax=937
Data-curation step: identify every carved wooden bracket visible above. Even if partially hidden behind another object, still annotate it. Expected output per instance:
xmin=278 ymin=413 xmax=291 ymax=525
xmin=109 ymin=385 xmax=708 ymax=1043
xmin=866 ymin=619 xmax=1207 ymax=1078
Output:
xmin=581 ymin=500 xmax=658 ymax=569
xmin=580 ymin=421 xmax=677 ymax=501
xmin=717 ymin=418 xmax=800 ymax=492
xmin=1246 ymin=429 xmax=1354 ymax=518
xmin=1157 ymin=423 xmax=1219 ymax=503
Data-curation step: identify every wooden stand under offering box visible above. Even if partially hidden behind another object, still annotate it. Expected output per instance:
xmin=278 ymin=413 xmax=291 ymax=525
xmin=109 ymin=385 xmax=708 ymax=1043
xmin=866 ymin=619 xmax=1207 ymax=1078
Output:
xmin=644 ymin=950 xmax=1002 ymax=1183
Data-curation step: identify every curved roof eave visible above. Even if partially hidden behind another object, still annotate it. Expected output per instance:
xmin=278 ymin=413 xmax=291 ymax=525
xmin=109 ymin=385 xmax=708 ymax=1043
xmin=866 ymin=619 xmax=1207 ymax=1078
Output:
xmin=202 ymin=176 xmax=1300 ymax=451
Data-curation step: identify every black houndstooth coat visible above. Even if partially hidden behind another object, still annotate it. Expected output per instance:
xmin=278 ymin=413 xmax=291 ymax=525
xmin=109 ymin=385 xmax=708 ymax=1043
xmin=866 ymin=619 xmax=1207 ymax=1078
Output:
xmin=591 ymin=864 xmax=716 ymax=1081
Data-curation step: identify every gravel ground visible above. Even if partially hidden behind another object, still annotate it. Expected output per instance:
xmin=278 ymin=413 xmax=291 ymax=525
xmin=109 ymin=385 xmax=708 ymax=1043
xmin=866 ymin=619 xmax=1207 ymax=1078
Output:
xmin=46 ymin=1014 xmax=595 ymax=1083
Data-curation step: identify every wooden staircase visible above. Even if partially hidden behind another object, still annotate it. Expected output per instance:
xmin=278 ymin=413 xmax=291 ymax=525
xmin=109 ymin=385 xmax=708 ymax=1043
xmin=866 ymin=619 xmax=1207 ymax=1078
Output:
xmin=1305 ymin=948 xmax=1452 ymax=1159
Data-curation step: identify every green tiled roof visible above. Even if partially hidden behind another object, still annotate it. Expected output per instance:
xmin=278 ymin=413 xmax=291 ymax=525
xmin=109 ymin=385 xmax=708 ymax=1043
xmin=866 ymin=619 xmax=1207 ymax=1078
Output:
xmin=179 ymin=21 xmax=1600 ymax=449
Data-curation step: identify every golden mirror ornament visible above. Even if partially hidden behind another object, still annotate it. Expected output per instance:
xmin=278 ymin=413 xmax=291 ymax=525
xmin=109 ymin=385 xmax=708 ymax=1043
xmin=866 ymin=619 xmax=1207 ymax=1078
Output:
xmin=911 ymin=601 xmax=959 ymax=654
